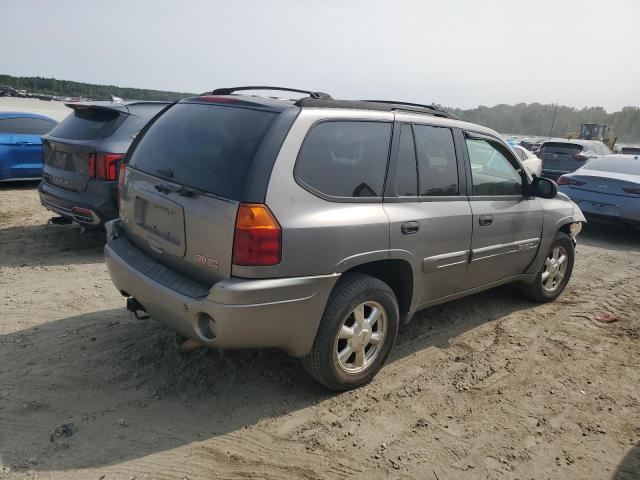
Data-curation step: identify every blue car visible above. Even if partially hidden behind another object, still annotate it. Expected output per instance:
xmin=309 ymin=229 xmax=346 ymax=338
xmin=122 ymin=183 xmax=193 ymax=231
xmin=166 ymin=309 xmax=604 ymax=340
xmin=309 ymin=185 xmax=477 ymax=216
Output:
xmin=0 ymin=112 xmax=58 ymax=181
xmin=557 ymin=154 xmax=640 ymax=228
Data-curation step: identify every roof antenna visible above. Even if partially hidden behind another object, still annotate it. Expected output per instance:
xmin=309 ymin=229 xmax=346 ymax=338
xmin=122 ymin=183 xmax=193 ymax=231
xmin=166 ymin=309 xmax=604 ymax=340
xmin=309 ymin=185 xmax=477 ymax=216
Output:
xmin=547 ymin=103 xmax=558 ymax=140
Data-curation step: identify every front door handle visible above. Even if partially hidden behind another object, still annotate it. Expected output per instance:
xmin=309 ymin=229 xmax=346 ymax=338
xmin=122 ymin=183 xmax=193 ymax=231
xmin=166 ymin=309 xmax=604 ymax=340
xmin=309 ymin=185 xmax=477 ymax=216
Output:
xmin=478 ymin=214 xmax=493 ymax=226
xmin=401 ymin=221 xmax=420 ymax=234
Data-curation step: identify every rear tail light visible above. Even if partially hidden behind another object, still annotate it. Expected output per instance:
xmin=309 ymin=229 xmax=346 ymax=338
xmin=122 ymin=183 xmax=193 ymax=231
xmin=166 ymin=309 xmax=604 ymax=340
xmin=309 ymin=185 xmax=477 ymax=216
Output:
xmin=572 ymin=154 xmax=589 ymax=161
xmin=117 ymin=163 xmax=128 ymax=207
xmin=232 ymin=203 xmax=281 ymax=266
xmin=88 ymin=153 xmax=125 ymax=180
xmin=623 ymin=187 xmax=640 ymax=195
xmin=557 ymin=176 xmax=586 ymax=186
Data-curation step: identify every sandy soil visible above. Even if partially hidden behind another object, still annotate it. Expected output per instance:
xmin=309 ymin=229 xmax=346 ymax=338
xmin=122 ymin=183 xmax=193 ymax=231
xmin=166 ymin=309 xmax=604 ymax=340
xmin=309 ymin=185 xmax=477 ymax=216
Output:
xmin=0 ymin=184 xmax=638 ymax=479
xmin=0 ymin=97 xmax=71 ymax=122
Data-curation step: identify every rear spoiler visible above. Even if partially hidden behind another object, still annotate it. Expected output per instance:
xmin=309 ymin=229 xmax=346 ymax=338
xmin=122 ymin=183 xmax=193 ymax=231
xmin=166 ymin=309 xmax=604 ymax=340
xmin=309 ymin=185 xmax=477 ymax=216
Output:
xmin=64 ymin=101 xmax=132 ymax=114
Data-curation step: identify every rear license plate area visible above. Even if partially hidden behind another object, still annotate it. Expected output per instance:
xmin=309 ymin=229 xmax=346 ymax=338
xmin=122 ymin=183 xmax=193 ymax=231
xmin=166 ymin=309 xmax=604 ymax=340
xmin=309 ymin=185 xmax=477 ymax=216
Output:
xmin=134 ymin=195 xmax=186 ymax=256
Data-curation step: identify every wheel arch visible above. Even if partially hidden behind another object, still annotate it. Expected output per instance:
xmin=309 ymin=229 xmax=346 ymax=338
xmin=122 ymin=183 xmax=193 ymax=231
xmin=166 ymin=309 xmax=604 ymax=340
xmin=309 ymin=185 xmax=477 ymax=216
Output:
xmin=340 ymin=258 xmax=414 ymax=322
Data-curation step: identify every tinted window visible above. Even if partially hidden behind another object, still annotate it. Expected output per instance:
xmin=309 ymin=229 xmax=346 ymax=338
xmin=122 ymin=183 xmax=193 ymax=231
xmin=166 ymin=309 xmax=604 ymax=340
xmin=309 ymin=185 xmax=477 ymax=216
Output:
xmin=131 ymin=103 xmax=276 ymax=200
xmin=50 ymin=108 xmax=125 ymax=140
xmin=540 ymin=142 xmax=583 ymax=156
xmin=586 ymin=157 xmax=640 ymax=176
xmin=296 ymin=121 xmax=392 ymax=198
xmin=413 ymin=125 xmax=458 ymax=196
xmin=621 ymin=147 xmax=640 ymax=155
xmin=394 ymin=124 xmax=418 ymax=196
xmin=0 ymin=117 xmax=57 ymax=135
xmin=466 ymin=138 xmax=522 ymax=196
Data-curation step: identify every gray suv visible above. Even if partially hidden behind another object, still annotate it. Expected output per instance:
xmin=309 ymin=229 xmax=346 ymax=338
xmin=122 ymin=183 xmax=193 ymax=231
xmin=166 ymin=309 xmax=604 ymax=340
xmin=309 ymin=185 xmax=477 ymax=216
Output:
xmin=105 ymin=86 xmax=586 ymax=390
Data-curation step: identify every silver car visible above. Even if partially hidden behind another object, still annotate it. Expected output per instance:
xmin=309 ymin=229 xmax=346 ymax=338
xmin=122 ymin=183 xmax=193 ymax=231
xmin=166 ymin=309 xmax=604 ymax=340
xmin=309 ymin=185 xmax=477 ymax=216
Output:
xmin=104 ymin=86 xmax=586 ymax=390
xmin=558 ymin=154 xmax=640 ymax=228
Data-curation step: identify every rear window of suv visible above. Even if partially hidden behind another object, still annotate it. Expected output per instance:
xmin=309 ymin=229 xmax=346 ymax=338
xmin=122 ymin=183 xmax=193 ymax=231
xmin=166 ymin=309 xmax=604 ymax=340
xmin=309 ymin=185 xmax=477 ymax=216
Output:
xmin=540 ymin=142 xmax=583 ymax=155
xmin=49 ymin=108 xmax=126 ymax=140
xmin=295 ymin=121 xmax=392 ymax=198
xmin=129 ymin=103 xmax=277 ymax=200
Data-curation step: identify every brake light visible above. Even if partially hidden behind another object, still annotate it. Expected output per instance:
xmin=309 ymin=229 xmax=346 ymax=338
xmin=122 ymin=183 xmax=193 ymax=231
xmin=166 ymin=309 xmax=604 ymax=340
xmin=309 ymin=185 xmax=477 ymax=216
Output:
xmin=623 ymin=187 xmax=640 ymax=195
xmin=572 ymin=154 xmax=589 ymax=161
xmin=88 ymin=153 xmax=125 ymax=180
xmin=557 ymin=176 xmax=586 ymax=186
xmin=232 ymin=203 xmax=281 ymax=266
xmin=117 ymin=163 xmax=128 ymax=207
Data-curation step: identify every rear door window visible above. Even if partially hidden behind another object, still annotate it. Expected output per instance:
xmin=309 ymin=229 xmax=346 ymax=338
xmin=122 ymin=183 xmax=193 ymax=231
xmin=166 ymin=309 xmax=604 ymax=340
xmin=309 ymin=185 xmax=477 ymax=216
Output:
xmin=296 ymin=121 xmax=392 ymax=198
xmin=0 ymin=117 xmax=57 ymax=135
xmin=413 ymin=125 xmax=458 ymax=196
xmin=49 ymin=108 xmax=126 ymax=140
xmin=130 ymin=103 xmax=277 ymax=200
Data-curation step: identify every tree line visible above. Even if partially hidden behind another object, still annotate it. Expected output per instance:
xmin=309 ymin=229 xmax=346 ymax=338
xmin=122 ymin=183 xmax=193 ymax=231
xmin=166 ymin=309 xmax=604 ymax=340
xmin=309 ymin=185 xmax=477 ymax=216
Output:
xmin=2 ymin=74 xmax=639 ymax=142
xmin=450 ymin=103 xmax=640 ymax=143
xmin=0 ymin=74 xmax=194 ymax=102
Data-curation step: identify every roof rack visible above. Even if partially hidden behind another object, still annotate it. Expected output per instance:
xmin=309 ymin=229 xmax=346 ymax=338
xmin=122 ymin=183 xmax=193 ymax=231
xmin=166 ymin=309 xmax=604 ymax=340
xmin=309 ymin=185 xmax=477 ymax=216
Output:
xmin=294 ymin=97 xmax=459 ymax=120
xmin=207 ymin=86 xmax=332 ymax=99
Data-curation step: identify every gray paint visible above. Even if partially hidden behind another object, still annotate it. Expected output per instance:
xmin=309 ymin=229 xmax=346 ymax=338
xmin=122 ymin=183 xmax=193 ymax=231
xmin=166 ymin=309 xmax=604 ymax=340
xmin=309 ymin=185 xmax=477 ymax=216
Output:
xmin=106 ymin=101 xmax=586 ymax=358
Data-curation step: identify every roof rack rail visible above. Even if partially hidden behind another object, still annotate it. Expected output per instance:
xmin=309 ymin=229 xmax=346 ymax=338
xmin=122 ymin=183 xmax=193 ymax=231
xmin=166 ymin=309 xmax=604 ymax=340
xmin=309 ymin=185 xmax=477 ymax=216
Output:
xmin=207 ymin=86 xmax=332 ymax=99
xmin=362 ymin=99 xmax=443 ymax=111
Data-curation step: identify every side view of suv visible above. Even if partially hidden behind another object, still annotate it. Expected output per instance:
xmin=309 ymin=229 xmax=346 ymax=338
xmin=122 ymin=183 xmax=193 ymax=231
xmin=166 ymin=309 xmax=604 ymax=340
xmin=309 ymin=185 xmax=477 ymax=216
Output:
xmin=39 ymin=100 xmax=169 ymax=226
xmin=105 ymin=87 xmax=585 ymax=390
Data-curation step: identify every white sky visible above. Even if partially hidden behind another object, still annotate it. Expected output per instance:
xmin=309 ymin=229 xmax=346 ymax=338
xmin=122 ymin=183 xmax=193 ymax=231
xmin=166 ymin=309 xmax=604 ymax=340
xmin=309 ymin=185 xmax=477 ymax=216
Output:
xmin=2 ymin=0 xmax=639 ymax=111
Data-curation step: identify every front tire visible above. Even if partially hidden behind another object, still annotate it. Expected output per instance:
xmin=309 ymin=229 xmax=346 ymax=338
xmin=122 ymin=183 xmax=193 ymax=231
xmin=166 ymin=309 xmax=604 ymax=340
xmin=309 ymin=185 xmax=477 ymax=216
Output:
xmin=301 ymin=273 xmax=399 ymax=391
xmin=520 ymin=231 xmax=575 ymax=302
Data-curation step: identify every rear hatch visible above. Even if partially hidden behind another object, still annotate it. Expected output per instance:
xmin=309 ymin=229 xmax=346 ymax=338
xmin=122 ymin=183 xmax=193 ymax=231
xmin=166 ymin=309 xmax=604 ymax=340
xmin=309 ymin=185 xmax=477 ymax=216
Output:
xmin=42 ymin=104 xmax=128 ymax=191
xmin=540 ymin=142 xmax=585 ymax=177
xmin=119 ymin=100 xmax=282 ymax=285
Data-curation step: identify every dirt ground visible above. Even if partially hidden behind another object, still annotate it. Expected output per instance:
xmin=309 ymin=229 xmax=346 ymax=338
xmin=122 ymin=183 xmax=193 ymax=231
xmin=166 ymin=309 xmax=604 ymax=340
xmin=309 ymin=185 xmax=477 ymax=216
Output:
xmin=0 ymin=183 xmax=638 ymax=480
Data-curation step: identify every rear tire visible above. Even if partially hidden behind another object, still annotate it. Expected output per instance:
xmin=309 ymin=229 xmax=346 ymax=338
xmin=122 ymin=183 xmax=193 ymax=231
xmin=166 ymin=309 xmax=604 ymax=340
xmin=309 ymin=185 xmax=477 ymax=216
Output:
xmin=520 ymin=232 xmax=574 ymax=303
xmin=301 ymin=273 xmax=399 ymax=391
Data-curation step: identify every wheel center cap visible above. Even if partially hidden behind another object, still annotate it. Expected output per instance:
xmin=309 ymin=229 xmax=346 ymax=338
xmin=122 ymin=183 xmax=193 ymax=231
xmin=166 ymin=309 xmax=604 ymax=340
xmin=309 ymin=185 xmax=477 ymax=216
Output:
xmin=353 ymin=327 xmax=371 ymax=347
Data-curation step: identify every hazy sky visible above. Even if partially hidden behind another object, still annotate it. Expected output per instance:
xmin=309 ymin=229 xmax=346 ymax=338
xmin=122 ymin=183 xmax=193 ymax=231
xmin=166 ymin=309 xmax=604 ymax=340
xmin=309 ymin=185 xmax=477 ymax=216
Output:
xmin=2 ymin=0 xmax=639 ymax=111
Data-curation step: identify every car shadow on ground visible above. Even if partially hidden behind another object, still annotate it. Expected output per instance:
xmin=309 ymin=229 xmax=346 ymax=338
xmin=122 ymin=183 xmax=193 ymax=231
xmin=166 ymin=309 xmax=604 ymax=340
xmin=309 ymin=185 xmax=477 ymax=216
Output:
xmin=613 ymin=443 xmax=640 ymax=479
xmin=579 ymin=220 xmax=640 ymax=253
xmin=0 ymin=285 xmax=532 ymax=472
xmin=0 ymin=223 xmax=105 ymax=268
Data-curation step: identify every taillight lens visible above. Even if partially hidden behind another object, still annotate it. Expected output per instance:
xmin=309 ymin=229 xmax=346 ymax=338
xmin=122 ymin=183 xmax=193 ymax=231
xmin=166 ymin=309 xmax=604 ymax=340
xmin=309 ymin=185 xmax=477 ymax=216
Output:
xmin=572 ymin=154 xmax=589 ymax=161
xmin=117 ymin=163 xmax=128 ymax=207
xmin=232 ymin=204 xmax=281 ymax=266
xmin=88 ymin=153 xmax=125 ymax=180
xmin=557 ymin=176 xmax=585 ymax=186
xmin=623 ymin=187 xmax=640 ymax=195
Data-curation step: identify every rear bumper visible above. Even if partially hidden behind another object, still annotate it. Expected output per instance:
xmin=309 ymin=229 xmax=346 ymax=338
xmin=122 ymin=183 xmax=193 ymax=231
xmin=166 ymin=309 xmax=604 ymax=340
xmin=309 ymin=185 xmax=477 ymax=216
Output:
xmin=558 ymin=186 xmax=640 ymax=224
xmin=104 ymin=220 xmax=339 ymax=357
xmin=39 ymin=180 xmax=119 ymax=226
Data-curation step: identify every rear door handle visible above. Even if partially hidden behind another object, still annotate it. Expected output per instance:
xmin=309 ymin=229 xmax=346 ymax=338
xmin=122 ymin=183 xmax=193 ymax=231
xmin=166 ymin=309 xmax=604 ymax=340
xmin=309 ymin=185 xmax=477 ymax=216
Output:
xmin=478 ymin=214 xmax=493 ymax=226
xmin=401 ymin=221 xmax=420 ymax=234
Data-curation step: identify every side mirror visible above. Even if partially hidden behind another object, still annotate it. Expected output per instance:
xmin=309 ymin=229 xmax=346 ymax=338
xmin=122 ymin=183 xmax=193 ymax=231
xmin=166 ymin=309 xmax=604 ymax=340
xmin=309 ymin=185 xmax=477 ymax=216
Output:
xmin=530 ymin=177 xmax=557 ymax=199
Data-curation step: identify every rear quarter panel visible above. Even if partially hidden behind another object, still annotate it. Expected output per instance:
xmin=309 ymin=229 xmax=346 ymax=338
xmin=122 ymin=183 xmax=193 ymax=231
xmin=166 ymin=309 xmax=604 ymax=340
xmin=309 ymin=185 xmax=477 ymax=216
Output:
xmin=255 ymin=108 xmax=395 ymax=279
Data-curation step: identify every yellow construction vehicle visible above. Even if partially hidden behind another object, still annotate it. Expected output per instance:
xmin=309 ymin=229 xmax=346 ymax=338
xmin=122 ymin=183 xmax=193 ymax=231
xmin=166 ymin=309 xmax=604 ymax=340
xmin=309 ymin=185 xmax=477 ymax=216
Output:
xmin=566 ymin=123 xmax=617 ymax=150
